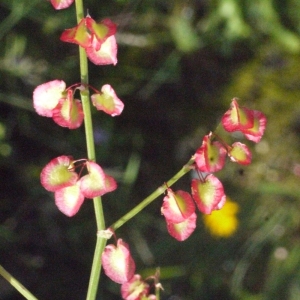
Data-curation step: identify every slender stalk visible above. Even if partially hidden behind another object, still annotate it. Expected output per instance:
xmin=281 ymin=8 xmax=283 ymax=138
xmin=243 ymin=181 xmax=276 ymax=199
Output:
xmin=74 ymin=1 xmax=107 ymax=299
xmin=110 ymin=157 xmax=195 ymax=231
xmin=0 ymin=265 xmax=38 ymax=300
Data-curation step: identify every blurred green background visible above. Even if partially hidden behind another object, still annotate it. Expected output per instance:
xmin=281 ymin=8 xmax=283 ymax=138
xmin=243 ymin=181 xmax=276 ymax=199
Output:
xmin=1 ymin=0 xmax=300 ymax=299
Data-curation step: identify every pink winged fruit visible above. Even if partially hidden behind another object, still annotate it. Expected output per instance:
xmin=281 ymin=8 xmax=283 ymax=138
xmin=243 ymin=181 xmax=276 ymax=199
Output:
xmin=194 ymin=133 xmax=226 ymax=173
xmin=191 ymin=174 xmax=226 ymax=214
xmin=102 ymin=239 xmax=136 ymax=284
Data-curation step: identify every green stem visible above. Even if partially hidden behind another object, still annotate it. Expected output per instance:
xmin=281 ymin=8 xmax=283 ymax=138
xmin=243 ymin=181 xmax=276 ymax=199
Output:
xmin=74 ymin=1 xmax=107 ymax=299
xmin=110 ymin=157 xmax=195 ymax=231
xmin=0 ymin=265 xmax=38 ymax=300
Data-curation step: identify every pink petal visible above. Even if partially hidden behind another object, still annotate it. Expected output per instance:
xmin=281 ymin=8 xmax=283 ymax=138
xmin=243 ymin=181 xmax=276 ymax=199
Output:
xmin=243 ymin=110 xmax=267 ymax=143
xmin=121 ymin=274 xmax=150 ymax=300
xmin=221 ymin=98 xmax=254 ymax=132
xmin=86 ymin=35 xmax=118 ymax=65
xmin=166 ymin=212 xmax=197 ymax=241
xmin=33 ymin=80 xmax=66 ymax=117
xmin=191 ymin=175 xmax=225 ymax=214
xmin=215 ymin=194 xmax=226 ymax=210
xmin=102 ymin=239 xmax=135 ymax=284
xmin=161 ymin=189 xmax=195 ymax=223
xmin=50 ymin=0 xmax=74 ymax=10
xmin=40 ymin=155 xmax=78 ymax=192
xmin=91 ymin=84 xmax=124 ymax=116
xmin=195 ymin=134 xmax=226 ymax=173
xmin=79 ymin=161 xmax=117 ymax=198
xmin=54 ymin=182 xmax=85 ymax=217
xmin=228 ymin=142 xmax=252 ymax=165
xmin=52 ymin=91 xmax=84 ymax=129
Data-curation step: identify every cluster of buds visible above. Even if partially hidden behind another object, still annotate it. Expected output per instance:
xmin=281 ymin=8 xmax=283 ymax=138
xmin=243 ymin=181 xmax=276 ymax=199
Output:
xmin=33 ymin=80 xmax=124 ymax=129
xmin=161 ymin=98 xmax=267 ymax=241
xmin=40 ymin=156 xmax=117 ymax=216
xmin=51 ymin=1 xmax=117 ymax=65
xmin=33 ymin=3 xmax=122 ymax=217
xmin=101 ymin=236 xmax=158 ymax=300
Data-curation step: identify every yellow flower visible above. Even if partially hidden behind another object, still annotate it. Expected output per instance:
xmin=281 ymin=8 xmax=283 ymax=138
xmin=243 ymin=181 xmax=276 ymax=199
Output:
xmin=202 ymin=197 xmax=239 ymax=238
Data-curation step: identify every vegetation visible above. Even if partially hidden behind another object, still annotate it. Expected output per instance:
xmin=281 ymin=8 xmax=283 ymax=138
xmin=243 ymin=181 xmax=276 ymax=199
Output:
xmin=1 ymin=0 xmax=300 ymax=299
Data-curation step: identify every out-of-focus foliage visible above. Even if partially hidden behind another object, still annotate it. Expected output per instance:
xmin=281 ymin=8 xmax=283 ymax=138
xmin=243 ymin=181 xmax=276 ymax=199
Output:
xmin=1 ymin=0 xmax=300 ymax=299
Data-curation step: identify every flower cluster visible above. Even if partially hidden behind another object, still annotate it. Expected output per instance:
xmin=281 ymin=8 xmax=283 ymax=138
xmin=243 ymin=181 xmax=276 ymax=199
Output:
xmin=40 ymin=156 xmax=117 ymax=216
xmin=161 ymin=98 xmax=267 ymax=241
xmin=101 ymin=237 xmax=158 ymax=300
xmin=41 ymin=2 xmax=159 ymax=299
xmin=33 ymin=80 xmax=124 ymax=128
xmin=39 ymin=2 xmax=267 ymax=299
xmin=60 ymin=16 xmax=117 ymax=65
xmin=51 ymin=1 xmax=117 ymax=65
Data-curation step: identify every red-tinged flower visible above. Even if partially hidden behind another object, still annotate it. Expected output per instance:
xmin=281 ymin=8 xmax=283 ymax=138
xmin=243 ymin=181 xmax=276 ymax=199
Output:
xmin=86 ymin=35 xmax=118 ymax=65
xmin=33 ymin=80 xmax=66 ymax=117
xmin=102 ymin=239 xmax=136 ymax=284
xmin=60 ymin=18 xmax=91 ymax=48
xmin=228 ymin=142 xmax=252 ymax=165
xmin=194 ymin=133 xmax=226 ymax=173
xmin=121 ymin=274 xmax=150 ymax=300
xmin=51 ymin=0 xmax=74 ymax=10
xmin=85 ymin=17 xmax=117 ymax=51
xmin=161 ymin=189 xmax=195 ymax=224
xmin=191 ymin=174 xmax=225 ymax=214
xmin=40 ymin=155 xmax=78 ymax=192
xmin=242 ymin=110 xmax=267 ymax=143
xmin=60 ymin=16 xmax=118 ymax=65
xmin=91 ymin=84 xmax=124 ymax=116
xmin=166 ymin=212 xmax=197 ymax=241
xmin=54 ymin=182 xmax=85 ymax=217
xmin=79 ymin=161 xmax=117 ymax=198
xmin=222 ymin=98 xmax=254 ymax=132
xmin=52 ymin=90 xmax=84 ymax=129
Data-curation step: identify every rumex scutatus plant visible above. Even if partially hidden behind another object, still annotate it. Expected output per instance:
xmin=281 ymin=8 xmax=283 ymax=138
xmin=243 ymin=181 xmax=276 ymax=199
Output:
xmin=0 ymin=0 xmax=267 ymax=299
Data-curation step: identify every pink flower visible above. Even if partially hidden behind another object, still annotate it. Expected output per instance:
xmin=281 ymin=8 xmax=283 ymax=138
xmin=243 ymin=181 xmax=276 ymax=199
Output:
xmin=54 ymin=182 xmax=85 ymax=217
xmin=33 ymin=80 xmax=66 ymax=117
xmin=40 ymin=156 xmax=117 ymax=216
xmin=228 ymin=142 xmax=252 ymax=165
xmin=50 ymin=0 xmax=74 ymax=10
xmin=194 ymin=133 xmax=227 ymax=173
xmin=33 ymin=80 xmax=83 ymax=129
xmin=102 ymin=239 xmax=136 ymax=284
xmin=161 ymin=189 xmax=195 ymax=224
xmin=222 ymin=98 xmax=267 ymax=142
xmin=52 ymin=90 xmax=84 ymax=129
xmin=121 ymin=274 xmax=150 ymax=300
xmin=91 ymin=84 xmax=124 ymax=116
xmin=60 ymin=18 xmax=91 ymax=48
xmin=191 ymin=174 xmax=226 ymax=214
xmin=221 ymin=98 xmax=254 ymax=132
xmin=40 ymin=155 xmax=77 ymax=192
xmin=79 ymin=161 xmax=117 ymax=198
xmin=60 ymin=16 xmax=118 ymax=65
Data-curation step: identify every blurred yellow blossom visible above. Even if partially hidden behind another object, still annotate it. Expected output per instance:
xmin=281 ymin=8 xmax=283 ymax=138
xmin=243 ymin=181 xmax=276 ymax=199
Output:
xmin=203 ymin=197 xmax=239 ymax=238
